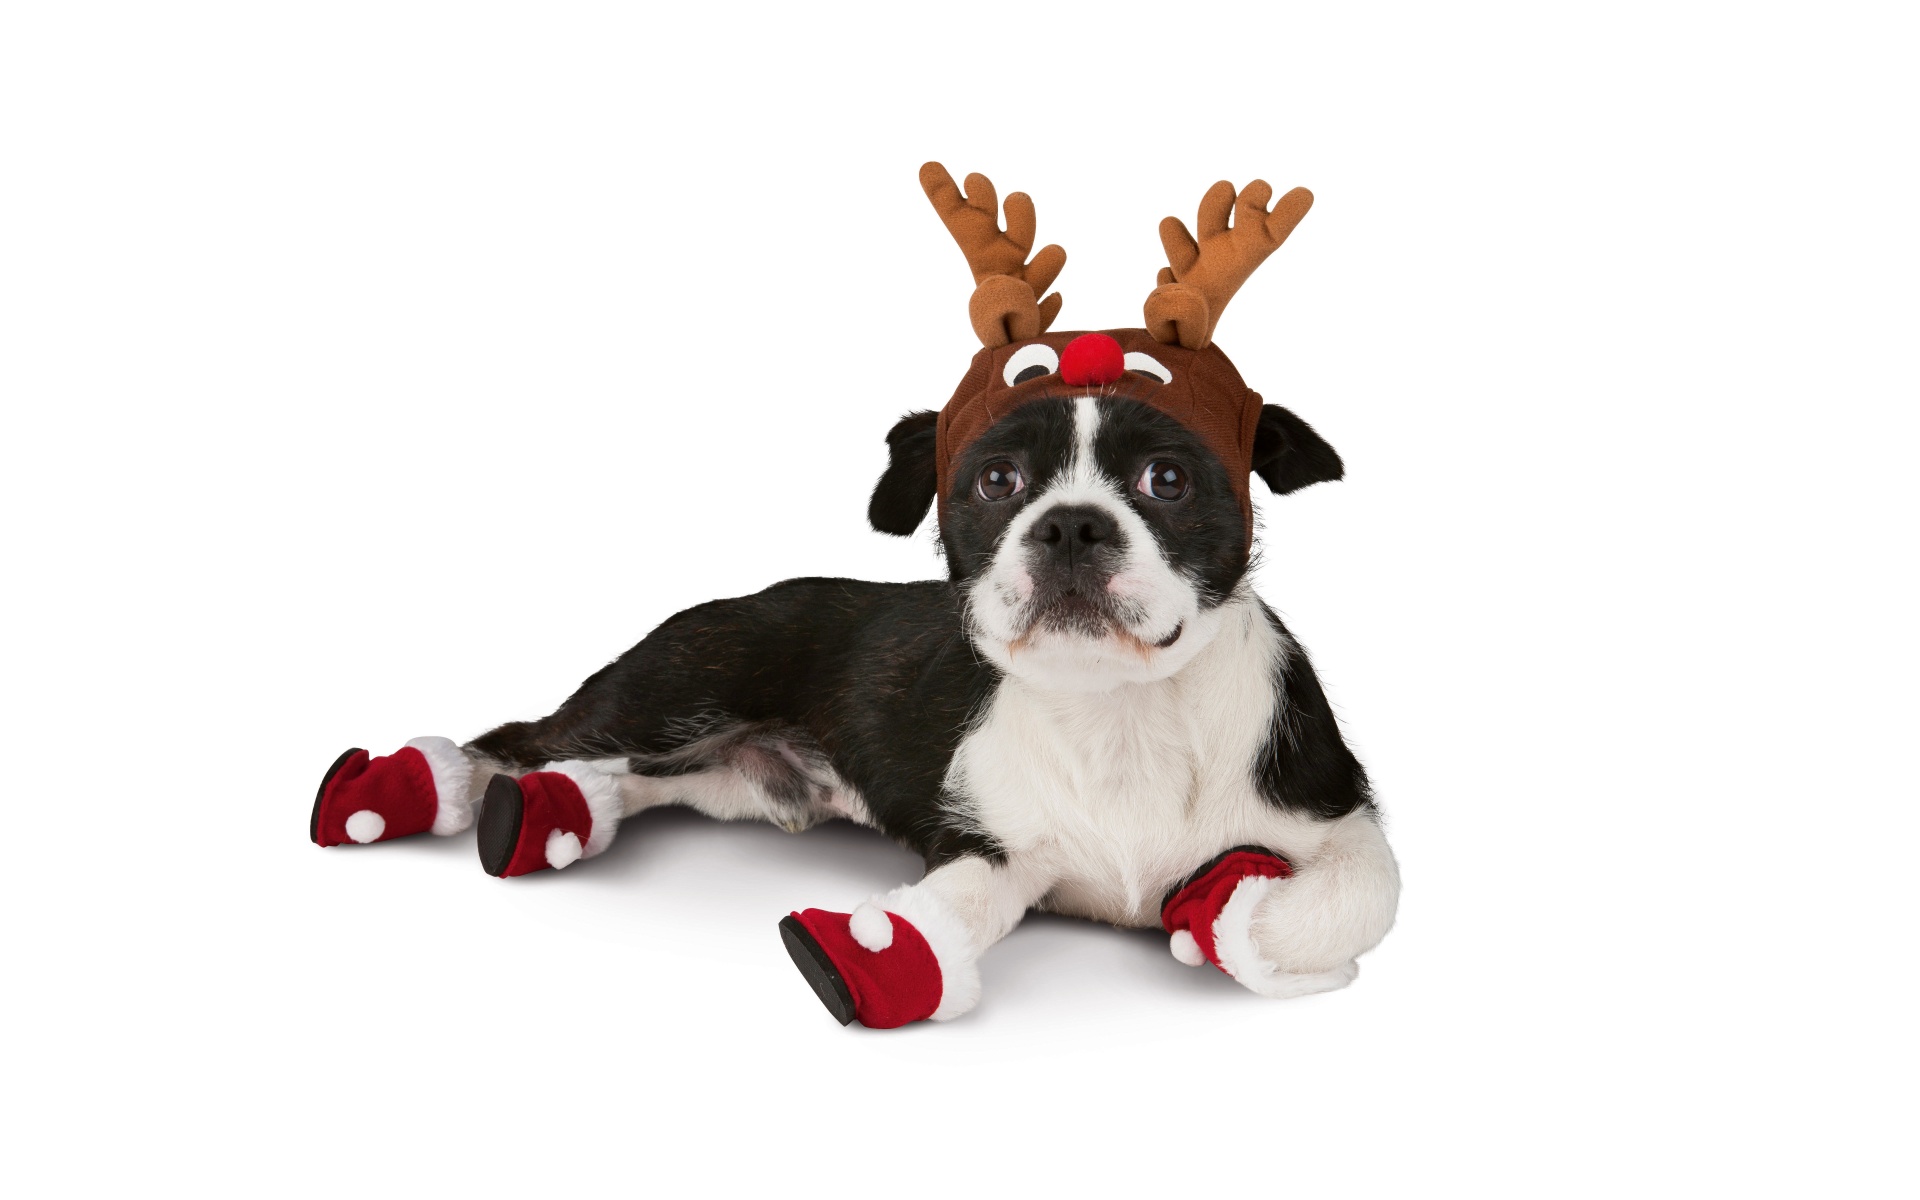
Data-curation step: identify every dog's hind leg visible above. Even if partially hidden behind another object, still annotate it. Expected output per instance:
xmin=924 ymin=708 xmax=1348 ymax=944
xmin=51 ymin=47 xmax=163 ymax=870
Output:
xmin=462 ymin=720 xmax=859 ymax=877
xmin=312 ymin=581 xmax=866 ymax=863
xmin=308 ymin=711 xmax=610 ymax=853
xmin=780 ymin=854 xmax=1056 ymax=1028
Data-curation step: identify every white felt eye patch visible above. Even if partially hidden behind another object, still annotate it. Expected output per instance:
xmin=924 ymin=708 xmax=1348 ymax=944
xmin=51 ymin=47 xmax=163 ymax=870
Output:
xmin=1123 ymin=351 xmax=1172 ymax=384
xmin=1003 ymin=342 xmax=1060 ymax=386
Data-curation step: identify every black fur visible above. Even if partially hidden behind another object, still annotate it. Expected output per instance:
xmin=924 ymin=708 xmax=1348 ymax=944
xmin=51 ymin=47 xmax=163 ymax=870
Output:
xmin=938 ymin=392 xmax=1253 ymax=627
xmin=867 ymin=409 xmax=940 ymax=536
xmin=1089 ymin=396 xmax=1250 ymax=604
xmin=468 ymin=578 xmax=1006 ymax=867
xmin=467 ymin=392 xmax=1365 ymax=869
xmin=1254 ymin=604 xmax=1373 ymax=820
xmin=939 ymin=394 xmax=1080 ymax=577
xmin=1252 ymin=404 xmax=1345 ymax=495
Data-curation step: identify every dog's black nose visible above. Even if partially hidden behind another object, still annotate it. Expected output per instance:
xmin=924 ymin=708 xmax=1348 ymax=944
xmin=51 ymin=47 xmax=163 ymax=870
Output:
xmin=1028 ymin=505 xmax=1118 ymax=567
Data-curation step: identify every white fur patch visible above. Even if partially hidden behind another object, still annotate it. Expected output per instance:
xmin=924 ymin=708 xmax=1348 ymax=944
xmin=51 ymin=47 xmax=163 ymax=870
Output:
xmin=406 ymin=736 xmax=476 ymax=836
xmin=848 ymin=902 xmax=894 ymax=952
xmin=343 ymin=810 xmax=385 ymax=844
xmin=949 ymin=594 xmax=1336 ymax=926
xmin=1210 ymin=874 xmax=1361 ymax=999
xmin=544 ymin=829 xmax=583 ymax=869
xmin=819 ymin=784 xmax=874 ymax=825
xmin=1072 ymin=393 xmax=1098 ymax=465
xmin=1246 ymin=806 xmax=1401 ymax=974
xmin=1169 ymin=929 xmax=1205 ymax=966
xmin=610 ymin=745 xmax=870 ymax=830
xmin=543 ymin=761 xmax=624 ymax=858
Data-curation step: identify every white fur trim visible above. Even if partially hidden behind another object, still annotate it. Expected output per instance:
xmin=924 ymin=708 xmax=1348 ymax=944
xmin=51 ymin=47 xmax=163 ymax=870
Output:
xmin=405 ymin=736 xmax=476 ymax=836
xmin=542 ymin=761 xmax=623 ymax=858
xmin=344 ymin=810 xmax=385 ymax=844
xmin=876 ymin=885 xmax=982 ymax=1021
xmin=1169 ymin=929 xmax=1205 ymax=966
xmin=545 ymin=829 xmax=583 ymax=870
xmin=849 ymin=902 xmax=895 ymax=952
xmin=1211 ymin=875 xmax=1360 ymax=999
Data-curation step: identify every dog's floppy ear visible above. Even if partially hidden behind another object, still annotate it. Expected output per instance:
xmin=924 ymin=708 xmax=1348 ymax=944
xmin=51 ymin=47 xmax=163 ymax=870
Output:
xmin=1251 ymin=403 xmax=1345 ymax=495
xmin=868 ymin=409 xmax=941 ymax=535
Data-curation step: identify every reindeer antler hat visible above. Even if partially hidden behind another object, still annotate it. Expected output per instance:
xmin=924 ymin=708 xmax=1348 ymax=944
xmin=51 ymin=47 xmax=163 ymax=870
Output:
xmin=921 ymin=162 xmax=1321 ymax=540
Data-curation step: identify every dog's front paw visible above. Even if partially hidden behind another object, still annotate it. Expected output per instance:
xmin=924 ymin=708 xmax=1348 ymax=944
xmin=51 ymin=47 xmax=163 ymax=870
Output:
xmin=1210 ymin=939 xmax=1359 ymax=999
xmin=778 ymin=887 xmax=984 ymax=1029
xmin=1161 ymin=846 xmax=1361 ymax=999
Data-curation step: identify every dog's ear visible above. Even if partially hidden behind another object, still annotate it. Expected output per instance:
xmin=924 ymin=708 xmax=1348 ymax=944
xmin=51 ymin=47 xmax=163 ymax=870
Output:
xmin=868 ymin=409 xmax=941 ymax=535
xmin=1251 ymin=403 xmax=1345 ymax=495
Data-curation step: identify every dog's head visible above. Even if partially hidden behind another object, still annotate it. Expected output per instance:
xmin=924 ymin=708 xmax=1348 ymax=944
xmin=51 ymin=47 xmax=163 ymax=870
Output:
xmin=867 ymin=165 xmax=1344 ymax=691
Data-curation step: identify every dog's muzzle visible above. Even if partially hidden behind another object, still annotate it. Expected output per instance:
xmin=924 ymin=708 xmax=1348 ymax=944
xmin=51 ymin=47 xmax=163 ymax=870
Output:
xmin=1020 ymin=502 xmax=1136 ymax=635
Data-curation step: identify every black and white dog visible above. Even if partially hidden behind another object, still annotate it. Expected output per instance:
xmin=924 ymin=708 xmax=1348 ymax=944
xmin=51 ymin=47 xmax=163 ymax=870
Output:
xmin=313 ymin=367 xmax=1399 ymax=1022
xmin=311 ymin=171 xmax=1400 ymax=1027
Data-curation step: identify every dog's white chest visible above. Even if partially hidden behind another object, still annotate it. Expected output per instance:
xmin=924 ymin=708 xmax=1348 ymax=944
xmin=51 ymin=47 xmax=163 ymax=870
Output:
xmin=948 ymin=598 xmax=1326 ymax=926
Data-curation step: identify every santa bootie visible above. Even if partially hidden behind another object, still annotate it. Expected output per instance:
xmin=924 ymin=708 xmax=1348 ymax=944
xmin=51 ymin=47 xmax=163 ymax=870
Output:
xmin=779 ymin=891 xmax=980 ymax=1028
xmin=311 ymin=737 xmax=475 ymax=846
xmin=1162 ymin=844 xmax=1314 ymax=987
xmin=474 ymin=764 xmax=622 ymax=877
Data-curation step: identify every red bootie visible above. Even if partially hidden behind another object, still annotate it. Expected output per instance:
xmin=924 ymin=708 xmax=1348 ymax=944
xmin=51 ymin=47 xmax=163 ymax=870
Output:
xmin=1161 ymin=845 xmax=1294 ymax=978
xmin=311 ymin=737 xmax=474 ymax=846
xmin=779 ymin=893 xmax=979 ymax=1028
xmin=475 ymin=764 xmax=622 ymax=878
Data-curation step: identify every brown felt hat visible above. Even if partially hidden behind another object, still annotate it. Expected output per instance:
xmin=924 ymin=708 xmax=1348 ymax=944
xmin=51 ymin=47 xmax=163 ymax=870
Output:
xmin=920 ymin=163 xmax=1313 ymax=535
xmin=933 ymin=331 xmax=1265 ymax=530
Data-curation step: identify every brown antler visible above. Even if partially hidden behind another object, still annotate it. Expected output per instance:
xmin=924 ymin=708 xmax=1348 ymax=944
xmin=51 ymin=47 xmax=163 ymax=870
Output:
xmin=920 ymin=162 xmax=1066 ymax=348
xmin=1144 ymin=180 xmax=1313 ymax=351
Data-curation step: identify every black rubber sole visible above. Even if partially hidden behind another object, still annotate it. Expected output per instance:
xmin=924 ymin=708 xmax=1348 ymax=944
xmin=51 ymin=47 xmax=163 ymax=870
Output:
xmin=779 ymin=915 xmax=856 ymax=1026
xmin=311 ymin=747 xmax=365 ymax=846
xmin=476 ymin=773 xmax=526 ymax=877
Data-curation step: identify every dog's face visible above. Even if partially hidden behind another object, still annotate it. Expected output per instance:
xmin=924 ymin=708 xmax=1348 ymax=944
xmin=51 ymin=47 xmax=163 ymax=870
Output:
xmin=870 ymin=334 xmax=1346 ymax=693
xmin=944 ymin=389 xmax=1245 ymax=690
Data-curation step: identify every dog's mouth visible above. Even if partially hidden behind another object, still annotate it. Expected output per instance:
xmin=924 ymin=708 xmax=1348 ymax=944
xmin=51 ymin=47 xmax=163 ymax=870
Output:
xmin=1036 ymin=591 xmax=1107 ymax=627
xmin=1008 ymin=591 xmax=1181 ymax=657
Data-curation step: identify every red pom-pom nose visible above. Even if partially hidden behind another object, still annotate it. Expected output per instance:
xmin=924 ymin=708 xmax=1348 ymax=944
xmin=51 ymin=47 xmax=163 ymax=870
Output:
xmin=1058 ymin=333 xmax=1125 ymax=387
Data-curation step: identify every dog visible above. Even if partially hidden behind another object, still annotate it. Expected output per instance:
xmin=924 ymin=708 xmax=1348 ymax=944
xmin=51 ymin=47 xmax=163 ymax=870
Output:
xmin=310 ymin=164 xmax=1401 ymax=1027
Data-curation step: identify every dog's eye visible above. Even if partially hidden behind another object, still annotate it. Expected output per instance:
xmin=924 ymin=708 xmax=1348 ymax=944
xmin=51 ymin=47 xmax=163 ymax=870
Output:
xmin=1003 ymin=343 xmax=1059 ymax=387
xmin=978 ymin=460 xmax=1026 ymax=502
xmin=1123 ymin=352 xmax=1171 ymax=385
xmin=1137 ymin=461 xmax=1190 ymax=501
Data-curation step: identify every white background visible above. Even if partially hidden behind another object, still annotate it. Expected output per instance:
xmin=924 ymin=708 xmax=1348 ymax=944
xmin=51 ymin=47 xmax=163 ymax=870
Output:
xmin=3 ymin=2 xmax=1913 ymax=1196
